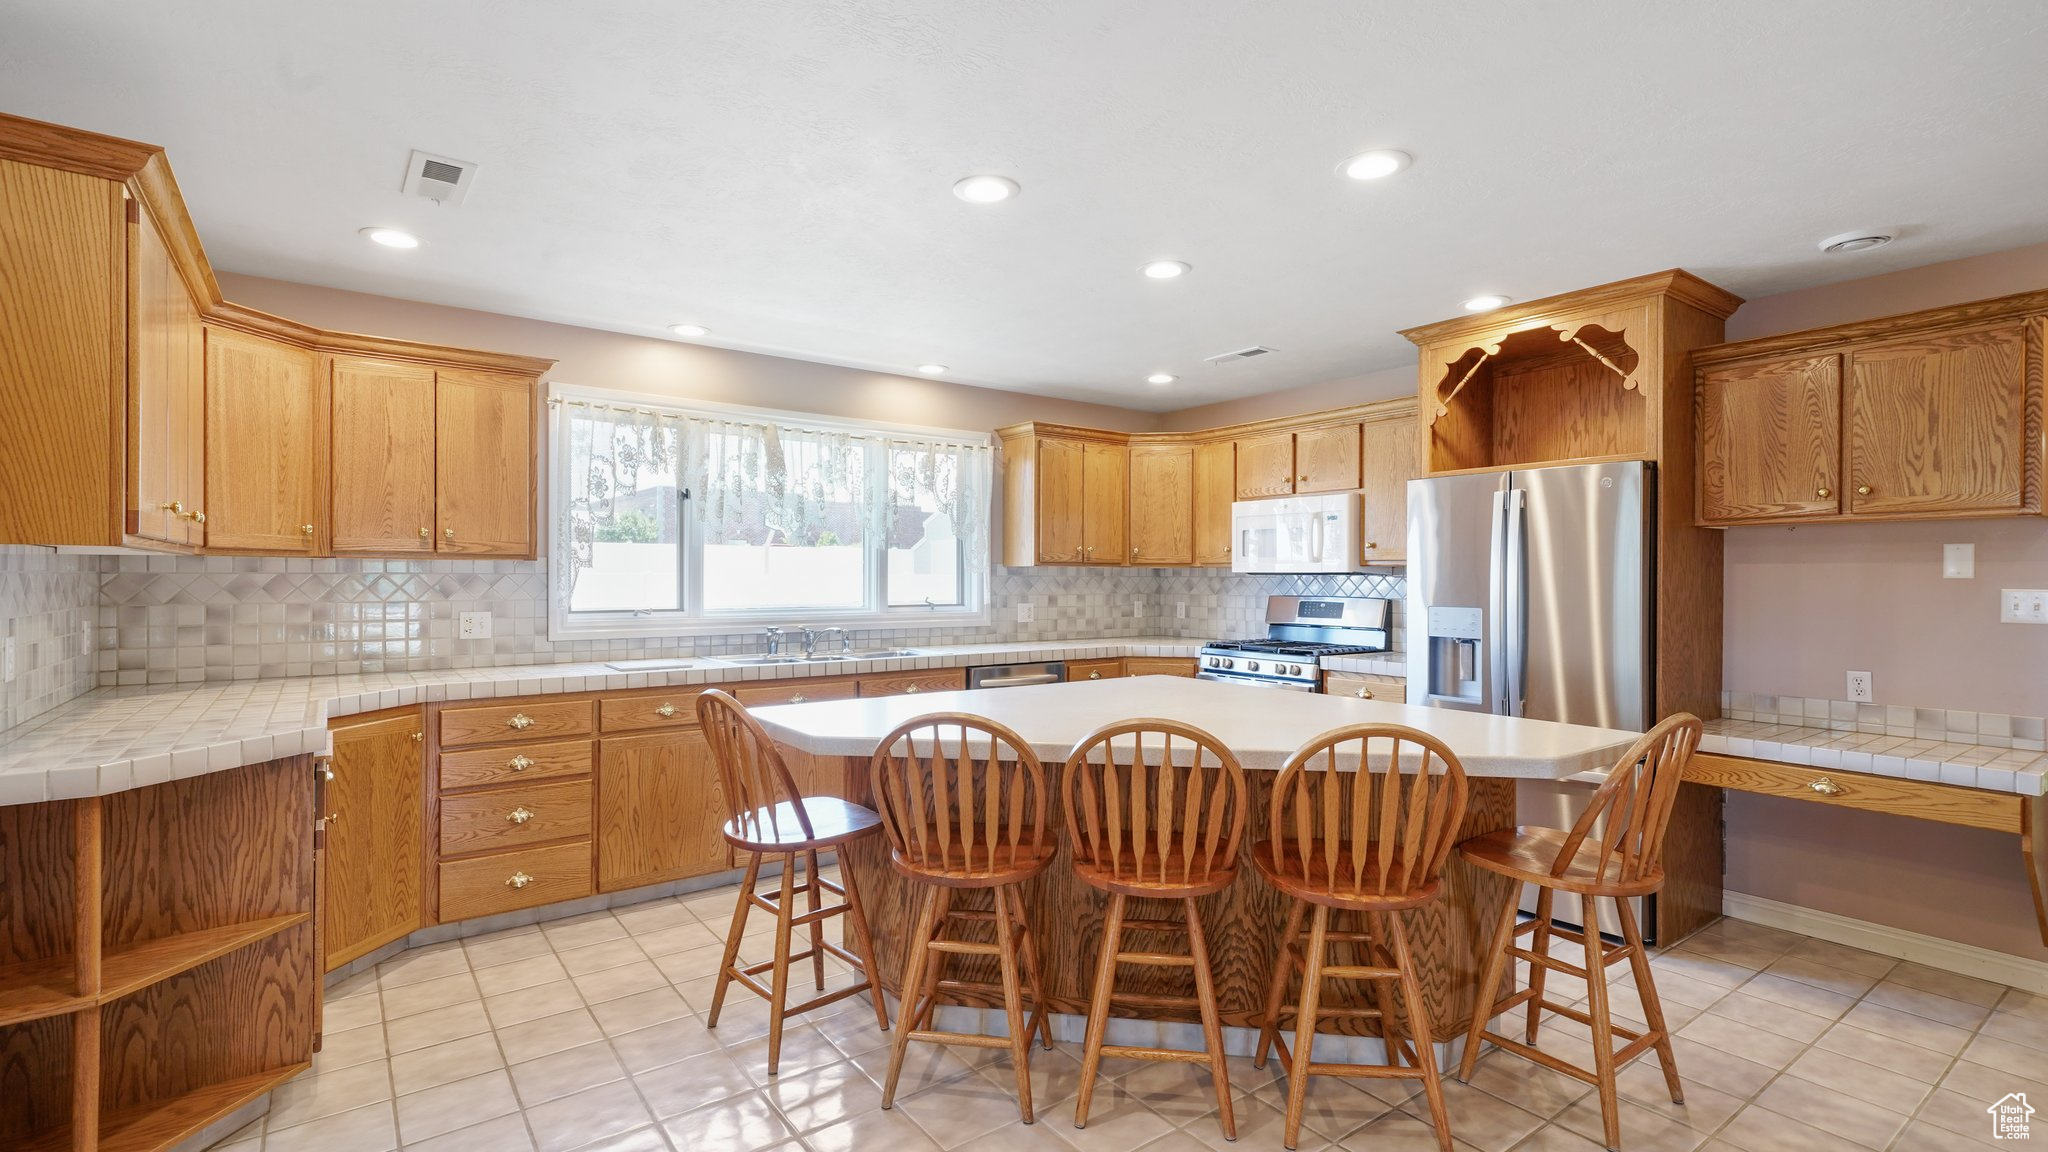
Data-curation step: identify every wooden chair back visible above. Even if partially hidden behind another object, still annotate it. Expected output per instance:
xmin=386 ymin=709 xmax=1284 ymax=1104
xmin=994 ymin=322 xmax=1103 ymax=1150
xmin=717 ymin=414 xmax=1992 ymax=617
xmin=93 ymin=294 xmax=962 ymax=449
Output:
xmin=1061 ymin=719 xmax=1248 ymax=885
xmin=869 ymin=713 xmax=1048 ymax=875
xmin=696 ymin=689 xmax=812 ymax=842
xmin=1554 ymin=713 xmax=1702 ymax=886
xmin=1268 ymin=724 xmax=1469 ymax=900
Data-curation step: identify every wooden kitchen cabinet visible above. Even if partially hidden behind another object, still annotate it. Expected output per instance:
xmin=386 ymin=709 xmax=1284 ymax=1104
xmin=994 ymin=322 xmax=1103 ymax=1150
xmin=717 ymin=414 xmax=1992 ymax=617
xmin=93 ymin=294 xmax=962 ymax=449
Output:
xmin=437 ymin=367 xmax=536 ymax=556
xmin=1034 ymin=436 xmax=1087 ymax=563
xmin=127 ymin=192 xmax=207 ymax=549
xmin=1193 ymin=439 xmax=1235 ymax=566
xmin=1127 ymin=443 xmax=1193 ymax=565
xmin=1124 ymin=657 xmax=1196 ymax=677
xmin=1081 ymin=440 xmax=1127 ymax=564
xmin=1697 ymin=354 xmax=1841 ymax=524
xmin=596 ymin=728 xmax=728 ymax=891
xmin=331 ymin=356 xmax=437 ymax=553
xmin=1358 ymin=415 xmax=1416 ymax=564
xmin=1235 ymin=432 xmax=1296 ymax=498
xmin=1295 ymin=424 xmax=1361 ymax=493
xmin=1847 ymin=325 xmax=2029 ymax=517
xmin=323 ymin=709 xmax=425 ymax=970
xmin=203 ymin=325 xmax=323 ymax=552
xmin=1067 ymin=658 xmax=1125 ymax=682
xmin=1001 ymin=429 xmax=1128 ymax=565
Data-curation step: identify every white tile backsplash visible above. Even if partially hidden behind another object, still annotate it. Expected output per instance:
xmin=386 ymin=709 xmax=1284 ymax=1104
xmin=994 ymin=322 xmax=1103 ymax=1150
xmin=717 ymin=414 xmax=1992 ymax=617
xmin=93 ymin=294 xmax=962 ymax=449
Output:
xmin=0 ymin=547 xmax=100 ymax=736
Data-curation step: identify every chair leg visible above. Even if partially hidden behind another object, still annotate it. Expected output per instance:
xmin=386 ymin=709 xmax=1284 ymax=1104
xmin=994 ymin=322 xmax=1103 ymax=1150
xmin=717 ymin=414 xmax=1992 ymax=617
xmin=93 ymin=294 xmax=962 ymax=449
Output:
xmin=1388 ymin=912 xmax=1453 ymax=1152
xmin=1458 ymin=888 xmax=1522 ymax=1082
xmin=880 ymin=885 xmax=940 ymax=1110
xmin=1361 ymin=909 xmax=1410 ymax=1069
xmin=1184 ymin=895 xmax=1237 ymax=1142
xmin=1253 ymin=897 xmax=1306 ymax=1069
xmin=990 ymin=880 xmax=1037 ymax=1124
xmin=706 ymin=851 xmax=762 ymax=1028
xmin=837 ymin=844 xmax=892 ymax=1033
xmin=805 ymin=849 xmax=826 ymax=992
xmin=765 ymin=851 xmax=799 ymax=1075
xmin=1580 ymin=894 xmax=1622 ymax=1152
xmin=1618 ymin=895 xmax=1683 ymax=1104
xmin=1281 ymin=904 xmax=1330 ymax=1152
xmin=1525 ymin=885 xmax=1554 ymax=1044
xmin=1074 ymin=891 xmax=1126 ymax=1130
xmin=1009 ymin=886 xmax=1055 ymax=1050
xmin=914 ymin=888 xmax=954 ymax=1031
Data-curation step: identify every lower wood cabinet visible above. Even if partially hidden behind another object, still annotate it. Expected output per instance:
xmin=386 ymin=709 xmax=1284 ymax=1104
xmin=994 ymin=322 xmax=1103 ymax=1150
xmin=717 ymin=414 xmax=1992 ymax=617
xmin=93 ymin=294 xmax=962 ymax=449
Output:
xmin=1124 ymin=657 xmax=1196 ymax=677
xmin=440 ymin=841 xmax=593 ymax=924
xmin=322 ymin=709 xmax=425 ymax=970
xmin=1322 ymin=670 xmax=1407 ymax=702
xmin=1066 ymin=658 xmax=1125 ymax=682
xmin=595 ymin=728 xmax=727 ymax=892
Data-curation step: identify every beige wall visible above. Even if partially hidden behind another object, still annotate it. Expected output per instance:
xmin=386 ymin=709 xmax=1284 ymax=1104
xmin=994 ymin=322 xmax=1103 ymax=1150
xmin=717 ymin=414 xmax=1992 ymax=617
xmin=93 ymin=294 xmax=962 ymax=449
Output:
xmin=1153 ymin=364 xmax=1414 ymax=431
xmin=1717 ymin=244 xmax=2048 ymax=961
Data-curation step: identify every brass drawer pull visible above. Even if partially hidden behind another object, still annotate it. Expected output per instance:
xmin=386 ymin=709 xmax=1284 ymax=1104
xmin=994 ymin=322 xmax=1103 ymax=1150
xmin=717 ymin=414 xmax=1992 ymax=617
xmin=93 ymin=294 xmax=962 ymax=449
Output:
xmin=905 ymin=684 xmax=921 ymax=694
xmin=789 ymin=693 xmax=806 ymax=704
xmin=507 ymin=755 xmax=532 ymax=772
xmin=1088 ymin=671 xmax=1101 ymax=680
xmin=655 ymin=702 xmax=677 ymax=718
xmin=507 ymin=713 xmax=533 ymax=730
xmin=508 ymin=807 xmax=535 ymax=824
xmin=506 ymin=871 xmax=533 ymax=889
xmin=1808 ymin=777 xmax=1845 ymax=796
xmin=1355 ymin=688 xmax=1373 ymax=699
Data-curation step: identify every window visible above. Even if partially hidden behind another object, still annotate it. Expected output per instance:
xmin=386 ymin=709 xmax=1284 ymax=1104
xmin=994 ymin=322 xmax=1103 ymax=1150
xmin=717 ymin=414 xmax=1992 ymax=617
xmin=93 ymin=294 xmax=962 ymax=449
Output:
xmin=550 ymin=388 xmax=991 ymax=639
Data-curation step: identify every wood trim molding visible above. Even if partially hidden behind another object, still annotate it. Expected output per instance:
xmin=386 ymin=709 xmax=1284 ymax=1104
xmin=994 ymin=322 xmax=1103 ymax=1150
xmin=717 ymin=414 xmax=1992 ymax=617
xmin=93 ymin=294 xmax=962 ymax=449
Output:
xmin=1723 ymin=890 xmax=2048 ymax=994
xmin=1692 ymin=286 xmax=2048 ymax=367
xmin=1398 ymin=269 xmax=1745 ymax=348
xmin=209 ymin=302 xmax=557 ymax=376
xmin=0 ymin=110 xmax=161 ymax=180
xmin=996 ymin=394 xmax=1418 ymax=449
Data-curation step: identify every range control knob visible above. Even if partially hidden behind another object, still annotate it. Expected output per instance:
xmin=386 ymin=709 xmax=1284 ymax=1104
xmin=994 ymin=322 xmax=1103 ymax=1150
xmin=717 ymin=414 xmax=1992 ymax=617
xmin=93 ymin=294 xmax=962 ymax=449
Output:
xmin=1246 ymin=660 xmax=1261 ymax=673
xmin=1221 ymin=658 xmax=1235 ymax=670
xmin=1288 ymin=664 xmax=1303 ymax=676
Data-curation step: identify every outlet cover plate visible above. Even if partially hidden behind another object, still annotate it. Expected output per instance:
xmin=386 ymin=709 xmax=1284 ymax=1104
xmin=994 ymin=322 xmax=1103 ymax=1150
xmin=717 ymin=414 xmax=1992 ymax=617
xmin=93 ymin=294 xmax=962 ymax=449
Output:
xmin=1015 ymin=602 xmax=1034 ymax=624
xmin=458 ymin=611 xmax=493 ymax=639
xmin=2002 ymin=590 xmax=2048 ymax=624
xmin=1847 ymin=670 xmax=1873 ymax=702
xmin=1943 ymin=543 xmax=1975 ymax=579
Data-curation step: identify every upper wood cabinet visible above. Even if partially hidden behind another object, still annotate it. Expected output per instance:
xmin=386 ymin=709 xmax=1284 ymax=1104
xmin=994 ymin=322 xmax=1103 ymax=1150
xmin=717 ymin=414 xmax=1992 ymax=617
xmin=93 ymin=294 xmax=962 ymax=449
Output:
xmin=1000 ymin=429 xmax=1128 ymax=565
xmin=1358 ymin=415 xmax=1416 ymax=564
xmin=437 ymin=369 xmax=536 ymax=555
xmin=1235 ymin=432 xmax=1296 ymax=498
xmin=126 ymin=197 xmax=206 ymax=548
xmin=1695 ymin=296 xmax=2046 ymax=526
xmin=1128 ymin=444 xmax=1191 ymax=565
xmin=1295 ymin=424 xmax=1361 ymax=493
xmin=1192 ymin=439 xmax=1235 ymax=566
xmin=203 ymin=325 xmax=323 ymax=552
xmin=332 ymin=356 xmax=437 ymax=553
xmin=323 ymin=709 xmax=425 ymax=971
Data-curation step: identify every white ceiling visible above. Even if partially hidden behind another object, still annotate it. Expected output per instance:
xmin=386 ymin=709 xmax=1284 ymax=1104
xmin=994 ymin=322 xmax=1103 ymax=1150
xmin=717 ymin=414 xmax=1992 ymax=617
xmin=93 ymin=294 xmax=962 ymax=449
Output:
xmin=6 ymin=2 xmax=2048 ymax=412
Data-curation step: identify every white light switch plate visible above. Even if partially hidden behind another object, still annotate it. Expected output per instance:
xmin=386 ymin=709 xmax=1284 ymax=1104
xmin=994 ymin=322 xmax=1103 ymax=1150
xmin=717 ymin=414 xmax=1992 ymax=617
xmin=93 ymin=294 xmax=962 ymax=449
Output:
xmin=458 ymin=611 xmax=493 ymax=639
xmin=1015 ymin=602 xmax=1034 ymax=623
xmin=1943 ymin=543 xmax=1974 ymax=579
xmin=2002 ymin=590 xmax=2048 ymax=624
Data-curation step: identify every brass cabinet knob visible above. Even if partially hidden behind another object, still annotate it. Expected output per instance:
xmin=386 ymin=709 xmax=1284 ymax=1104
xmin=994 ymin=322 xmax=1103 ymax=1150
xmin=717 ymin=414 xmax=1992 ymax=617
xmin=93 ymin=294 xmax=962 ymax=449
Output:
xmin=301 ymin=523 xmax=314 ymax=535
xmin=507 ymin=713 xmax=533 ymax=730
xmin=1856 ymin=485 xmax=1872 ymax=496
xmin=418 ymin=527 xmax=430 ymax=539
xmin=1355 ymin=687 xmax=1373 ymax=699
xmin=507 ymin=807 xmax=535 ymax=824
xmin=324 ymin=811 xmax=340 ymax=823
xmin=1074 ymin=546 xmax=1084 ymax=559
xmin=789 ymin=693 xmax=806 ymax=703
xmin=905 ymin=684 xmax=920 ymax=694
xmin=1808 ymin=777 xmax=1845 ymax=796
xmin=188 ymin=510 xmax=206 ymax=524
xmin=322 ymin=766 xmax=336 ymax=781
xmin=1085 ymin=546 xmax=1095 ymax=558
xmin=508 ymin=755 xmax=532 ymax=772
xmin=506 ymin=871 xmax=533 ymax=889
xmin=655 ymin=702 xmax=677 ymax=718
xmin=1362 ymin=541 xmax=1378 ymax=550
xmin=1297 ymin=474 xmax=1307 ymax=482
xmin=159 ymin=500 xmax=184 ymax=514
xmin=1816 ymin=487 xmax=1831 ymax=499
xmin=410 ymin=730 xmax=423 ymax=743
xmin=445 ymin=528 xmax=456 ymax=539
xmin=1088 ymin=670 xmax=1102 ymax=680
xmin=1131 ymin=547 xmax=1139 ymax=558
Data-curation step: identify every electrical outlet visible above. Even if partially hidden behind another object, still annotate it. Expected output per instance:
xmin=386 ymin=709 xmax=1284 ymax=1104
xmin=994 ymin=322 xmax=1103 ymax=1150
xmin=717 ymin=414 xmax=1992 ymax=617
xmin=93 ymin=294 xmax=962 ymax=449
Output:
xmin=458 ymin=611 xmax=493 ymax=639
xmin=2 ymin=637 xmax=13 ymax=683
xmin=1015 ymin=602 xmax=1034 ymax=624
xmin=1847 ymin=671 xmax=1873 ymax=702
xmin=1131 ymin=597 xmax=1144 ymax=618
xmin=1943 ymin=543 xmax=1975 ymax=579
xmin=1175 ymin=601 xmax=1187 ymax=619
xmin=2002 ymin=590 xmax=2048 ymax=624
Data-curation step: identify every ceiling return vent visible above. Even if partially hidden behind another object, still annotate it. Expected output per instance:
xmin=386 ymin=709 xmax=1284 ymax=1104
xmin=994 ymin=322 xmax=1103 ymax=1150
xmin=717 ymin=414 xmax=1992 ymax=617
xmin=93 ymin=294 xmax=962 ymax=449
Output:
xmin=1204 ymin=345 xmax=1277 ymax=366
xmin=401 ymin=149 xmax=478 ymax=207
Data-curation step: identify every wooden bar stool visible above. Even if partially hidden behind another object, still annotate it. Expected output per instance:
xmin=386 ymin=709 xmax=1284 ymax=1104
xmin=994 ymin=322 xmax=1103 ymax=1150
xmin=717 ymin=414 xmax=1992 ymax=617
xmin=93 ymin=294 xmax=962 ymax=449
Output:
xmin=871 ymin=714 xmax=1058 ymax=1123
xmin=1062 ymin=719 xmax=1247 ymax=1140
xmin=1456 ymin=714 xmax=1703 ymax=1152
xmin=696 ymin=689 xmax=892 ymax=1075
xmin=1252 ymin=724 xmax=1469 ymax=1152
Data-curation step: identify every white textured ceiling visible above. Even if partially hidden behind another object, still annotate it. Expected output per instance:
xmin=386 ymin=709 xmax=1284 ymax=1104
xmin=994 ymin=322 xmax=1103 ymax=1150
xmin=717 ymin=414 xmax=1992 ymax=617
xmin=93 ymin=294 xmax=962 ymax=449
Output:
xmin=5 ymin=2 xmax=2048 ymax=411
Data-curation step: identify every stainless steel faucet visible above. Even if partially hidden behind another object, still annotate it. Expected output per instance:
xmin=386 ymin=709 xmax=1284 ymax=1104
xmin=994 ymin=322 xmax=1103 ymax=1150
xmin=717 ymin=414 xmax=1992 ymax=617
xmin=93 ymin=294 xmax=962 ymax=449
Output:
xmin=821 ymin=626 xmax=850 ymax=654
xmin=799 ymin=627 xmax=818 ymax=658
xmin=762 ymin=626 xmax=783 ymax=656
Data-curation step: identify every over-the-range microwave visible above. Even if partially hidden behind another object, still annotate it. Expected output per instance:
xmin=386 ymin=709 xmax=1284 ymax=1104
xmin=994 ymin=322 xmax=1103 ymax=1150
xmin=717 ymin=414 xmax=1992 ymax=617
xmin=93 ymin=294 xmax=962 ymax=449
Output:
xmin=1230 ymin=493 xmax=1370 ymax=573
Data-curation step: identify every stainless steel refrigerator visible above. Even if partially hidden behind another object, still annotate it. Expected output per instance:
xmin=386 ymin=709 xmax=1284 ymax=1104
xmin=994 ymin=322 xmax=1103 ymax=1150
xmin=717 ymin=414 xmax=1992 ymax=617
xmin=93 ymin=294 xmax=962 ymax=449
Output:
xmin=1405 ymin=460 xmax=1654 ymax=938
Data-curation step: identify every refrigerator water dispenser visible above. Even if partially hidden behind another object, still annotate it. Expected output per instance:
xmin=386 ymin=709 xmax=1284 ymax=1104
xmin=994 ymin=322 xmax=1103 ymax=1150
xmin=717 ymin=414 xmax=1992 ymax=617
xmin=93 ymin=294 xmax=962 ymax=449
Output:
xmin=1423 ymin=605 xmax=1484 ymax=702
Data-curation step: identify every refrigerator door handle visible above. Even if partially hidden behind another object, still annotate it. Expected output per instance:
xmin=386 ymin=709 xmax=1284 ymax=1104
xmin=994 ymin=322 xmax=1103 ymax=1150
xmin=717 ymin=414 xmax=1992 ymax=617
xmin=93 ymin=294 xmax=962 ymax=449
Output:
xmin=1488 ymin=489 xmax=1509 ymax=713
xmin=1504 ymin=487 xmax=1528 ymax=718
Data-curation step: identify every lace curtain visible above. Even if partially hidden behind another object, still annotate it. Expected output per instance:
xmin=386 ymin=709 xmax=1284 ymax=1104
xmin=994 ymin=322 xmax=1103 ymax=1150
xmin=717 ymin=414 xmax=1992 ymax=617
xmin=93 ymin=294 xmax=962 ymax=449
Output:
xmin=555 ymin=399 xmax=688 ymax=605
xmin=695 ymin=416 xmax=869 ymax=546
xmin=886 ymin=436 xmax=990 ymax=569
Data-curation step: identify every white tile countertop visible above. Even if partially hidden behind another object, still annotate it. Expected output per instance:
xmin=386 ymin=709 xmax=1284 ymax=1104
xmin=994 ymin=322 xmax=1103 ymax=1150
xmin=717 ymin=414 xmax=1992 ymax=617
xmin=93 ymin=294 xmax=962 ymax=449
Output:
xmin=1701 ymin=718 xmax=2048 ymax=796
xmin=751 ymin=675 xmax=1638 ymax=777
xmin=0 ymin=638 xmax=1206 ymax=806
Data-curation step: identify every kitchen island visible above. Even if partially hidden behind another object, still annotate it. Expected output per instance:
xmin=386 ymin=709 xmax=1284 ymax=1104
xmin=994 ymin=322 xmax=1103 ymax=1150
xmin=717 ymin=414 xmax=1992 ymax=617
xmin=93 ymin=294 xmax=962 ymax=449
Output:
xmin=750 ymin=675 xmax=1639 ymax=1049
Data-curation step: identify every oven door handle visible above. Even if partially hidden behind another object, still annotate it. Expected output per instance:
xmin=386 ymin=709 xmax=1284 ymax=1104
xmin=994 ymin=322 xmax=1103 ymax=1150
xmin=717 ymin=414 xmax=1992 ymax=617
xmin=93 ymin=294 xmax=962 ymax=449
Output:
xmin=975 ymin=673 xmax=1062 ymax=688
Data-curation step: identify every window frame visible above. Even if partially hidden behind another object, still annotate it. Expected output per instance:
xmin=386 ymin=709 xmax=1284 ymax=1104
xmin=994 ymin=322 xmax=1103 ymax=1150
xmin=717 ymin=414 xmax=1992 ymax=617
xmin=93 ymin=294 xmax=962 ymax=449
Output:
xmin=547 ymin=384 xmax=991 ymax=641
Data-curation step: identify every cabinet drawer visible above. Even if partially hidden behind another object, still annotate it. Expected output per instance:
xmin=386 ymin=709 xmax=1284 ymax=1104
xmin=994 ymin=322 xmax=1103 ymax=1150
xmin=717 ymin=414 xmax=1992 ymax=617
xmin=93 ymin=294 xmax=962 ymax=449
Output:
xmin=439 ymin=699 xmax=593 ymax=748
xmin=1685 ymin=753 xmax=2020 ymax=832
xmin=440 ymin=739 xmax=591 ymax=791
xmin=733 ymin=679 xmax=858 ymax=708
xmin=1124 ymin=657 xmax=1196 ymax=678
xmin=440 ymin=779 xmax=592 ymax=856
xmin=1067 ymin=658 xmax=1125 ymax=683
xmin=600 ymin=688 xmax=708 ymax=733
xmin=1324 ymin=672 xmax=1406 ymax=703
xmin=857 ymin=670 xmax=967 ymax=698
xmin=439 ymin=840 xmax=593 ymax=922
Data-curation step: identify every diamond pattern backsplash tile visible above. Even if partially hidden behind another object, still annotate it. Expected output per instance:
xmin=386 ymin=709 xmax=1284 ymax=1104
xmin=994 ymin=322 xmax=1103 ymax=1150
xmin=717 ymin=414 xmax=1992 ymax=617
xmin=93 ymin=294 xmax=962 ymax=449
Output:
xmin=0 ymin=547 xmax=100 ymax=736
xmin=92 ymin=555 xmax=1407 ymax=686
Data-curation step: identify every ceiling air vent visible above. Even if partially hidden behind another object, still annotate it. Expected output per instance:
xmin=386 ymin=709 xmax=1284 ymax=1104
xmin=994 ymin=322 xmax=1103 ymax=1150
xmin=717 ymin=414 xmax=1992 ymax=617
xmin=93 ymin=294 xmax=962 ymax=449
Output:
xmin=1204 ymin=345 xmax=1277 ymax=366
xmin=401 ymin=150 xmax=478 ymax=207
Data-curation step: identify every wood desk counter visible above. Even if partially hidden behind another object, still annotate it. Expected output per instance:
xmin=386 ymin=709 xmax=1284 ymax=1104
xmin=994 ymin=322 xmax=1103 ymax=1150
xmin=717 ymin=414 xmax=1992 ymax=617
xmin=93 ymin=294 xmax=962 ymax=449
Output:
xmin=751 ymin=676 xmax=1637 ymax=1041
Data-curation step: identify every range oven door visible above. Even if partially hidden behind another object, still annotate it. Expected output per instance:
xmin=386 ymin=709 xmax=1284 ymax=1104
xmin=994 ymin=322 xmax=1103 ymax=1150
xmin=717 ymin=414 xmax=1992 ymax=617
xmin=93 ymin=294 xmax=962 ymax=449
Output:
xmin=1196 ymin=670 xmax=1318 ymax=692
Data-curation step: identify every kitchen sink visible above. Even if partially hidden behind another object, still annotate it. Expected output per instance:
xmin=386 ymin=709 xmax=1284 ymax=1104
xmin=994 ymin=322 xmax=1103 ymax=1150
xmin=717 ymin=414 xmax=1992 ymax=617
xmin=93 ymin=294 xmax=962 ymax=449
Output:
xmin=845 ymin=648 xmax=922 ymax=659
xmin=603 ymin=658 xmax=702 ymax=671
xmin=720 ymin=655 xmax=822 ymax=665
xmin=719 ymin=648 xmax=922 ymax=665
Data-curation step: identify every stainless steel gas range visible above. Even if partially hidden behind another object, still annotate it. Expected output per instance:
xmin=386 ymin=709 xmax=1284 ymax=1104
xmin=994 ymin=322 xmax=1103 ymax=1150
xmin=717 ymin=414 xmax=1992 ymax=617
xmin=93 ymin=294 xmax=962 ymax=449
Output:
xmin=1196 ymin=595 xmax=1392 ymax=691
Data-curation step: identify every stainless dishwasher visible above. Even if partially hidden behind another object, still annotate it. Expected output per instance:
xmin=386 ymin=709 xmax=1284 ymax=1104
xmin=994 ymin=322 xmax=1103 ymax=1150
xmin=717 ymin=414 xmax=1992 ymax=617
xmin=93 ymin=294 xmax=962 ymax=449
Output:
xmin=966 ymin=661 xmax=1066 ymax=689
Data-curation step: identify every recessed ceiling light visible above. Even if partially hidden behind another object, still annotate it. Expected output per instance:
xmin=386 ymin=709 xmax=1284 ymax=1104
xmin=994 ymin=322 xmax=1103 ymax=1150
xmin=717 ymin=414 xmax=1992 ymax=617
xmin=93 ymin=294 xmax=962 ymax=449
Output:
xmin=668 ymin=323 xmax=711 ymax=338
xmin=1462 ymin=294 xmax=1511 ymax=312
xmin=1818 ymin=229 xmax=1895 ymax=254
xmin=1337 ymin=149 xmax=1412 ymax=180
xmin=916 ymin=363 xmax=948 ymax=375
xmin=1146 ymin=373 xmax=1176 ymax=385
xmin=1141 ymin=260 xmax=1191 ymax=280
xmin=359 ymin=227 xmax=420 ymax=249
xmin=952 ymin=175 xmax=1020 ymax=203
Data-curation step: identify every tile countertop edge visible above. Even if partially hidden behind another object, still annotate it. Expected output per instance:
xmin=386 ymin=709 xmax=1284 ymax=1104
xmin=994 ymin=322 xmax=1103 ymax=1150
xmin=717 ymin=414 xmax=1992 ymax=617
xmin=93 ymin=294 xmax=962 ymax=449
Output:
xmin=0 ymin=639 xmax=1226 ymax=806
xmin=1698 ymin=719 xmax=2047 ymax=799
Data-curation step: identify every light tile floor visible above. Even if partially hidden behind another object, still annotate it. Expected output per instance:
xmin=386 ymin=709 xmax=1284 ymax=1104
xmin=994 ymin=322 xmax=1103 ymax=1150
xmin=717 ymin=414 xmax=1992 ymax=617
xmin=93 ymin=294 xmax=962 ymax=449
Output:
xmin=209 ymin=871 xmax=2044 ymax=1152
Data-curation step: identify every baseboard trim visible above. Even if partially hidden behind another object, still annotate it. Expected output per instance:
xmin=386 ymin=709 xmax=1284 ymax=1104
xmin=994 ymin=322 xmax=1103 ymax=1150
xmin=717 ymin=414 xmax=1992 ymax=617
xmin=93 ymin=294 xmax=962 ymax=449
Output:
xmin=1723 ymin=890 xmax=2048 ymax=994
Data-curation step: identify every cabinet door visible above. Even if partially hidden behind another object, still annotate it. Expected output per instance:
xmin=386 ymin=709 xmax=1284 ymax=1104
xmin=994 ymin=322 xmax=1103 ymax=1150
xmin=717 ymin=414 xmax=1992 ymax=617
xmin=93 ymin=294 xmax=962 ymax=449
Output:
xmin=1035 ymin=437 xmax=1087 ymax=563
xmin=127 ymin=200 xmax=206 ymax=547
xmin=324 ymin=712 xmax=425 ymax=970
xmin=1698 ymin=355 xmax=1841 ymax=524
xmin=1127 ymin=444 xmax=1193 ymax=566
xmin=596 ymin=729 xmax=727 ymax=891
xmin=1847 ymin=326 xmax=2029 ymax=516
xmin=1359 ymin=417 xmax=1417 ymax=564
xmin=1235 ymin=433 xmax=1295 ymax=498
xmin=437 ymin=369 xmax=535 ymax=555
xmin=1192 ymin=439 xmax=1235 ymax=566
xmin=204 ymin=327 xmax=321 ymax=552
xmin=331 ymin=356 xmax=436 ymax=553
xmin=1082 ymin=442 xmax=1127 ymax=564
xmin=1295 ymin=424 xmax=1361 ymax=493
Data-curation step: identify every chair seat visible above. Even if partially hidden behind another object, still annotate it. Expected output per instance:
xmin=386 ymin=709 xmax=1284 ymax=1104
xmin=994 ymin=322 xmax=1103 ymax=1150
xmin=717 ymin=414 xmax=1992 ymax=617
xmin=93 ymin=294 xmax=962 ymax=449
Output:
xmin=1072 ymin=844 xmax=1237 ymax=898
xmin=724 ymin=796 xmax=883 ymax=852
xmin=1458 ymin=825 xmax=1664 ymax=896
xmin=888 ymin=835 xmax=1057 ymax=887
xmin=1251 ymin=839 xmax=1442 ymax=911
